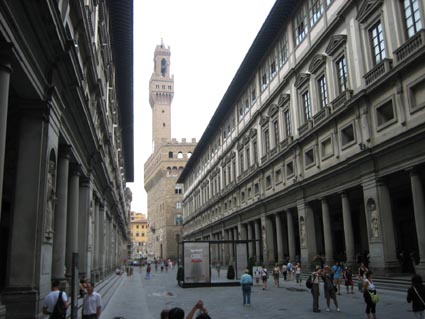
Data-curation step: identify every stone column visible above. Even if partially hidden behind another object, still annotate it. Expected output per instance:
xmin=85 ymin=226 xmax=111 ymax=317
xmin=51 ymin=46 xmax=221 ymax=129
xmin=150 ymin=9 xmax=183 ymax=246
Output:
xmin=66 ymin=165 xmax=80 ymax=278
xmin=247 ymin=222 xmax=254 ymax=259
xmin=98 ymin=204 xmax=106 ymax=278
xmin=78 ymin=177 xmax=91 ymax=276
xmin=377 ymin=179 xmax=398 ymax=270
xmin=321 ymin=198 xmax=334 ymax=265
xmin=93 ymin=199 xmax=100 ymax=277
xmin=223 ymin=228 xmax=229 ymax=265
xmin=254 ymin=219 xmax=261 ymax=263
xmin=287 ymin=209 xmax=296 ymax=263
xmin=275 ymin=213 xmax=284 ymax=263
xmin=410 ymin=169 xmax=425 ymax=275
xmin=341 ymin=192 xmax=355 ymax=265
xmin=52 ymin=147 xmax=71 ymax=280
xmin=3 ymin=102 xmax=50 ymax=317
xmin=0 ymin=43 xmax=12 ymax=222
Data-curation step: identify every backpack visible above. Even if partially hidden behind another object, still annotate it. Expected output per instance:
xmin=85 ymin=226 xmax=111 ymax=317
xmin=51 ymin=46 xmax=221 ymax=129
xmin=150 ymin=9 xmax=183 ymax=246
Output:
xmin=51 ymin=291 xmax=66 ymax=319
xmin=306 ymin=275 xmax=313 ymax=289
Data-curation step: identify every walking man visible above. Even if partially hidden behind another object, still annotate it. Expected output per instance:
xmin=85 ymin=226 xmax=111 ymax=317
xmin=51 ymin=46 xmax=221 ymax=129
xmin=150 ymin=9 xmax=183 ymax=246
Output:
xmin=82 ymin=282 xmax=102 ymax=319
xmin=42 ymin=280 xmax=68 ymax=318
xmin=240 ymin=269 xmax=253 ymax=306
xmin=311 ymin=266 xmax=321 ymax=313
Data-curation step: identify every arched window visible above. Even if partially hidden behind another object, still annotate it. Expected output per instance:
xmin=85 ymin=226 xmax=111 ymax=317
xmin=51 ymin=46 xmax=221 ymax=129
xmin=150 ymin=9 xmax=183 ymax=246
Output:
xmin=168 ymin=151 xmax=173 ymax=158
xmin=177 ymin=152 xmax=183 ymax=159
xmin=187 ymin=152 xmax=192 ymax=158
xmin=161 ymin=58 xmax=167 ymax=76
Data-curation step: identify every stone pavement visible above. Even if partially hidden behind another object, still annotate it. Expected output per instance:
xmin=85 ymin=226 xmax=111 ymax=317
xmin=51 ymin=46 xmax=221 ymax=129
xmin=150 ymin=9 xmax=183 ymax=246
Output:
xmin=100 ymin=267 xmax=414 ymax=319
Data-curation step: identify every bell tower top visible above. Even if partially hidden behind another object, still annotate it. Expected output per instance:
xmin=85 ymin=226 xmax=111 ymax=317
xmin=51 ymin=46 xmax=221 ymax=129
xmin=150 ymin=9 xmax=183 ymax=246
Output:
xmin=149 ymin=40 xmax=174 ymax=152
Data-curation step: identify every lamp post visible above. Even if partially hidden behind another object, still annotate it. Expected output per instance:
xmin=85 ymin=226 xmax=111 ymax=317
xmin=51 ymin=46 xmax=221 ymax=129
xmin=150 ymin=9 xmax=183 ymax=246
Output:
xmin=176 ymin=233 xmax=180 ymax=267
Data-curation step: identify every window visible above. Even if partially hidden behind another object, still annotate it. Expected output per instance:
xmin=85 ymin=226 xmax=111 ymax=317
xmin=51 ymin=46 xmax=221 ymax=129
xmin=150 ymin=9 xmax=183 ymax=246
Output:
xmin=403 ymin=0 xmax=422 ymax=38
xmin=317 ymin=75 xmax=328 ymax=108
xmin=376 ymin=99 xmax=395 ymax=128
xmin=275 ymin=169 xmax=282 ymax=184
xmin=279 ymin=32 xmax=289 ymax=67
xmin=246 ymin=146 xmax=250 ymax=168
xmin=223 ymin=168 xmax=227 ymax=186
xmin=176 ymin=202 xmax=182 ymax=209
xmin=240 ymin=152 xmax=244 ymax=173
xmin=369 ymin=21 xmax=386 ymax=65
xmin=254 ymin=183 xmax=259 ymax=194
xmin=168 ymin=151 xmax=173 ymax=158
xmin=305 ymin=148 xmax=315 ymax=168
xmin=295 ymin=5 xmax=308 ymax=45
xmin=177 ymin=152 xmax=183 ymax=159
xmin=251 ymin=86 xmax=257 ymax=103
xmin=286 ymin=161 xmax=294 ymax=177
xmin=245 ymin=98 xmax=250 ymax=114
xmin=341 ymin=123 xmax=356 ymax=147
xmin=320 ymin=136 xmax=333 ymax=159
xmin=261 ymin=65 xmax=269 ymax=91
xmin=241 ymin=191 xmax=245 ymax=202
xmin=284 ymin=110 xmax=292 ymax=137
xmin=253 ymin=140 xmax=258 ymax=164
xmin=264 ymin=129 xmax=270 ymax=154
xmin=302 ymin=91 xmax=312 ymax=121
xmin=273 ymin=119 xmax=280 ymax=147
xmin=270 ymin=52 xmax=278 ymax=79
xmin=266 ymin=175 xmax=272 ymax=188
xmin=336 ymin=55 xmax=348 ymax=93
xmin=176 ymin=214 xmax=183 ymax=225
xmin=310 ymin=0 xmax=324 ymax=26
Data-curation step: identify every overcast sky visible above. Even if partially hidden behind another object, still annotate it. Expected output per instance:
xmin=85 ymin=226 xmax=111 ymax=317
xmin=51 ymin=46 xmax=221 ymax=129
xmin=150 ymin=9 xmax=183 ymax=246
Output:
xmin=127 ymin=0 xmax=276 ymax=213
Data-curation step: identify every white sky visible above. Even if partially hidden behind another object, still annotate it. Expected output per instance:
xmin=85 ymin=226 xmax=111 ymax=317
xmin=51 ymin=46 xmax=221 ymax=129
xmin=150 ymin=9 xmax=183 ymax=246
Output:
xmin=127 ymin=0 xmax=276 ymax=213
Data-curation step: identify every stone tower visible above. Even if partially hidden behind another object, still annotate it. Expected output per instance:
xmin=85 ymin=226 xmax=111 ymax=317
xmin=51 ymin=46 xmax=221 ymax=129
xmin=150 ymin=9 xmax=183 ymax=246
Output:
xmin=149 ymin=40 xmax=174 ymax=151
xmin=144 ymin=41 xmax=197 ymax=260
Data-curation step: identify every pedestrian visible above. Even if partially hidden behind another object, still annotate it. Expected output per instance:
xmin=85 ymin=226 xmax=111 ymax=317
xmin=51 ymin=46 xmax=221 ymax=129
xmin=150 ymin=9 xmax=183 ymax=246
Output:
xmin=287 ymin=261 xmax=294 ymax=280
xmin=358 ymin=262 xmax=369 ymax=291
xmin=344 ymin=266 xmax=354 ymax=294
xmin=363 ymin=270 xmax=378 ymax=319
xmin=407 ymin=274 xmax=425 ymax=318
xmin=82 ymin=282 xmax=102 ymax=319
xmin=281 ymin=263 xmax=287 ymax=281
xmin=42 ymin=280 xmax=68 ymax=318
xmin=79 ymin=276 xmax=88 ymax=298
xmin=186 ymin=300 xmax=211 ymax=319
xmin=295 ymin=263 xmax=302 ymax=288
xmin=240 ymin=269 xmax=253 ymax=306
xmin=254 ymin=267 xmax=261 ymax=285
xmin=272 ymin=263 xmax=280 ymax=287
xmin=216 ymin=262 xmax=221 ymax=278
xmin=145 ymin=263 xmax=151 ymax=280
xmin=261 ymin=265 xmax=268 ymax=290
xmin=168 ymin=307 xmax=184 ymax=319
xmin=311 ymin=265 xmax=322 ymax=313
xmin=332 ymin=261 xmax=343 ymax=294
xmin=321 ymin=265 xmax=340 ymax=312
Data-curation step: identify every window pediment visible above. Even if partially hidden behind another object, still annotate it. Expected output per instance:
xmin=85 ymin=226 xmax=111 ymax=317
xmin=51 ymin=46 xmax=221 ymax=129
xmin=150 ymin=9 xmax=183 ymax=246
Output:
xmin=268 ymin=104 xmax=279 ymax=117
xmin=237 ymin=142 xmax=244 ymax=150
xmin=356 ymin=0 xmax=383 ymax=24
xmin=309 ymin=54 xmax=327 ymax=74
xmin=325 ymin=35 xmax=347 ymax=56
xmin=278 ymin=93 xmax=290 ymax=107
xmin=249 ymin=128 xmax=257 ymax=138
xmin=294 ymin=73 xmax=311 ymax=89
xmin=243 ymin=134 xmax=250 ymax=144
xmin=260 ymin=115 xmax=269 ymax=126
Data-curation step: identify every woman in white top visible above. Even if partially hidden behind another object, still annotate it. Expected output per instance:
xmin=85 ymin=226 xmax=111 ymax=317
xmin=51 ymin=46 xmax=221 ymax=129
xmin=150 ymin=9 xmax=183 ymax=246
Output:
xmin=363 ymin=271 xmax=377 ymax=319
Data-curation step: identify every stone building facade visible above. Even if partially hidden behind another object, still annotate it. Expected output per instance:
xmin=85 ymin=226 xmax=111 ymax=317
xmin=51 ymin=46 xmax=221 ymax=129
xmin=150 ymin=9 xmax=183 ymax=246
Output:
xmin=0 ymin=0 xmax=133 ymax=317
xmin=130 ymin=212 xmax=148 ymax=259
xmin=178 ymin=0 xmax=425 ymax=277
xmin=144 ymin=42 xmax=197 ymax=260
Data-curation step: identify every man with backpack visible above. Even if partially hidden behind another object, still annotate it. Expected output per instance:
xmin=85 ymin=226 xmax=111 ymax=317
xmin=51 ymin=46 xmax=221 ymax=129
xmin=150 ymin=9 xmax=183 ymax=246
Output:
xmin=42 ymin=280 xmax=68 ymax=318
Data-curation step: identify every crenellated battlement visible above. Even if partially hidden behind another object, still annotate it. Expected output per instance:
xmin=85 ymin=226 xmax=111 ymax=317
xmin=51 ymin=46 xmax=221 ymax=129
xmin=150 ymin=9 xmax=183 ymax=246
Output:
xmin=160 ymin=137 xmax=197 ymax=144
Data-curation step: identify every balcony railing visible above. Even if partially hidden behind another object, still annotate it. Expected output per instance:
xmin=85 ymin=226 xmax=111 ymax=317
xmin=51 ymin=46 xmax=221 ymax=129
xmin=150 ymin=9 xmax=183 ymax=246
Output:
xmin=313 ymin=106 xmax=330 ymax=125
xmin=394 ymin=29 xmax=425 ymax=64
xmin=364 ymin=58 xmax=393 ymax=85
xmin=330 ymin=89 xmax=353 ymax=111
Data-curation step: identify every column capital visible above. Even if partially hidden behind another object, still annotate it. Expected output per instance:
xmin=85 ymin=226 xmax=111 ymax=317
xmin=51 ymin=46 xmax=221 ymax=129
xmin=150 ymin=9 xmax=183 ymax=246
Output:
xmin=69 ymin=163 xmax=82 ymax=176
xmin=407 ymin=167 xmax=420 ymax=177
xmin=59 ymin=145 xmax=72 ymax=159
xmin=0 ymin=42 xmax=13 ymax=73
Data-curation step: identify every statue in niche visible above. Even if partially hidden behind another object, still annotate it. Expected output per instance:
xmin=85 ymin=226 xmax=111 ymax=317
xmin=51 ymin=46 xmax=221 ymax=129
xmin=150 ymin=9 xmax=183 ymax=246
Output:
xmin=368 ymin=199 xmax=379 ymax=238
xmin=45 ymin=160 xmax=56 ymax=240
xmin=299 ymin=217 xmax=306 ymax=247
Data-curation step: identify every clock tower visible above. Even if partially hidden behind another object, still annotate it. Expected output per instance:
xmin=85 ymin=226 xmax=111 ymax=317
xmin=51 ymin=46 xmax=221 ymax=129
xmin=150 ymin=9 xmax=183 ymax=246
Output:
xmin=149 ymin=39 xmax=174 ymax=151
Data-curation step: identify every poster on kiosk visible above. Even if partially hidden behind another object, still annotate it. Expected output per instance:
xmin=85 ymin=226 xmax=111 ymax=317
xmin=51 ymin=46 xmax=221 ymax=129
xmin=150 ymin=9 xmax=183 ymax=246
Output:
xmin=184 ymin=242 xmax=210 ymax=284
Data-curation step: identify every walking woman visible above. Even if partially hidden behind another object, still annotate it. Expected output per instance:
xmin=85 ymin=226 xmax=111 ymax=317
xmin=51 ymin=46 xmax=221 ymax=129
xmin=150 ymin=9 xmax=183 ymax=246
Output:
xmin=321 ymin=265 xmax=340 ymax=312
xmin=363 ymin=270 xmax=378 ymax=319
xmin=272 ymin=263 xmax=281 ymax=288
xmin=407 ymin=274 xmax=425 ymax=318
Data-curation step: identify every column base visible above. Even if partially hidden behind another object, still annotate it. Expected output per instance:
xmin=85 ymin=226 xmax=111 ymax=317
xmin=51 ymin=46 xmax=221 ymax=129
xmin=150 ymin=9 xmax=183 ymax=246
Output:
xmin=0 ymin=304 xmax=6 ymax=319
xmin=414 ymin=261 xmax=425 ymax=277
xmin=2 ymin=288 xmax=38 ymax=319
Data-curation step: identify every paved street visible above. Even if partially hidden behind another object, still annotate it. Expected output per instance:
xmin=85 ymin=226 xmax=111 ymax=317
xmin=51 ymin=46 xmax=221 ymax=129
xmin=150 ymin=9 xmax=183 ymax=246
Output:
xmin=100 ymin=267 xmax=414 ymax=319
